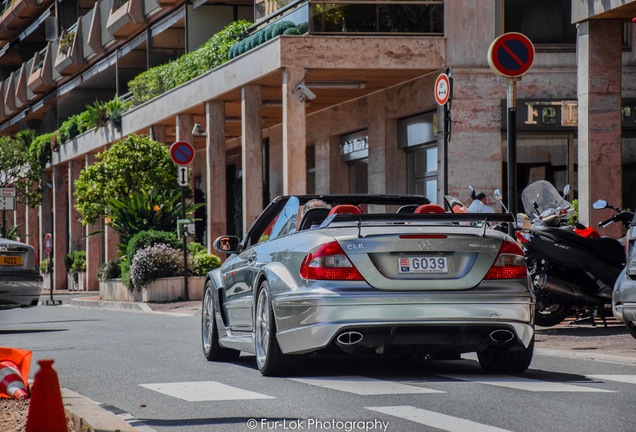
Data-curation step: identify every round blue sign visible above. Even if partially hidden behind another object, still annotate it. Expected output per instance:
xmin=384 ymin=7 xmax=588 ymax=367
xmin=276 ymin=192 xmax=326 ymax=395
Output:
xmin=488 ymin=33 xmax=535 ymax=78
xmin=170 ymin=141 xmax=195 ymax=166
xmin=44 ymin=233 xmax=52 ymax=254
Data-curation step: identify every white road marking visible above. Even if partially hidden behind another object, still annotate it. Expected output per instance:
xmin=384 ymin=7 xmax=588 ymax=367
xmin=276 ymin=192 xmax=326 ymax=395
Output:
xmin=587 ymin=375 xmax=636 ymax=385
xmin=440 ymin=375 xmax=614 ymax=392
xmin=366 ymin=406 xmax=513 ymax=432
xmin=289 ymin=376 xmax=444 ymax=395
xmin=139 ymin=381 xmax=275 ymax=402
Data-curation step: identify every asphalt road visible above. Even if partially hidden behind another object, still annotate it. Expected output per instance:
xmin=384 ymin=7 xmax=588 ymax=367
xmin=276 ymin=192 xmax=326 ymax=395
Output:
xmin=2 ymin=303 xmax=636 ymax=432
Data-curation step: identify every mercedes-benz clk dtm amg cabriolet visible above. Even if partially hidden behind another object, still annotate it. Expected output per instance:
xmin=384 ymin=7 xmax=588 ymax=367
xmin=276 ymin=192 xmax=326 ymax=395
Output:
xmin=201 ymin=194 xmax=535 ymax=376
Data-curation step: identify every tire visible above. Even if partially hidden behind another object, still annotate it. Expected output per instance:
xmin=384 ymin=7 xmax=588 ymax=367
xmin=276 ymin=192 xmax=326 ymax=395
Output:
xmin=626 ymin=321 xmax=636 ymax=340
xmin=535 ymin=299 xmax=571 ymax=327
xmin=254 ymin=280 xmax=296 ymax=376
xmin=477 ymin=336 xmax=534 ymax=374
xmin=201 ymin=281 xmax=240 ymax=361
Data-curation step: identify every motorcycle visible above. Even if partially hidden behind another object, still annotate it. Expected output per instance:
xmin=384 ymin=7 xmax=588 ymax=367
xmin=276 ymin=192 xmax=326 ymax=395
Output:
xmin=515 ymin=180 xmax=629 ymax=327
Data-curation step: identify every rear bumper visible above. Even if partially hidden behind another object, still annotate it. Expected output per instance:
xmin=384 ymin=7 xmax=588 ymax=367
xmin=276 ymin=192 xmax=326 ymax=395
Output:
xmin=0 ymin=272 xmax=43 ymax=309
xmin=273 ymin=292 xmax=534 ymax=354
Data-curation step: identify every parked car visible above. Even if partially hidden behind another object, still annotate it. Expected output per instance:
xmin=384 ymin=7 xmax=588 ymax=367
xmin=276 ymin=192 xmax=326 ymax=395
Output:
xmin=613 ymin=212 xmax=636 ymax=339
xmin=0 ymin=238 xmax=43 ymax=309
xmin=201 ymin=194 xmax=534 ymax=376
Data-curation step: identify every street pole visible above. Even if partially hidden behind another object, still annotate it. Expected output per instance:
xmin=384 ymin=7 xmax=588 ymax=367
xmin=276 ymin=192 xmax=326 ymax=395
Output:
xmin=181 ymin=185 xmax=189 ymax=301
xmin=507 ymin=78 xmax=519 ymax=216
xmin=443 ymin=68 xmax=452 ymax=195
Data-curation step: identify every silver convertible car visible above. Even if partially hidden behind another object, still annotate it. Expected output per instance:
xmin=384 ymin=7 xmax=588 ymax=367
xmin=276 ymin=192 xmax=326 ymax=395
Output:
xmin=0 ymin=238 xmax=42 ymax=309
xmin=202 ymin=194 xmax=535 ymax=376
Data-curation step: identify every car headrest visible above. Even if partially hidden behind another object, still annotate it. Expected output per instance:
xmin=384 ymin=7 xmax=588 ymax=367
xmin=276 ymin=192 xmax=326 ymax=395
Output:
xmin=414 ymin=204 xmax=445 ymax=214
xmin=328 ymin=204 xmax=362 ymax=215
xmin=299 ymin=207 xmax=331 ymax=230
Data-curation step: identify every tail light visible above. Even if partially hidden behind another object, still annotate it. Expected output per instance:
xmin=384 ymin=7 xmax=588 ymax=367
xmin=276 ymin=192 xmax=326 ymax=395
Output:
xmin=300 ymin=241 xmax=364 ymax=280
xmin=484 ymin=240 xmax=527 ymax=279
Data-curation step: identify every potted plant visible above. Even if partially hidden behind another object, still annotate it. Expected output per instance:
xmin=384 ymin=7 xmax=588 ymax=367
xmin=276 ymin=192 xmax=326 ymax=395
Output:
xmin=55 ymin=25 xmax=84 ymax=75
xmin=64 ymin=250 xmax=86 ymax=291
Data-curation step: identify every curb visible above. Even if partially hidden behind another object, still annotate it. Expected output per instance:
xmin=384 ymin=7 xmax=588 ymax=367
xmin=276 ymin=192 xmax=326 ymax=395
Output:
xmin=69 ymin=297 xmax=154 ymax=313
xmin=535 ymin=348 xmax=636 ymax=365
xmin=62 ymin=388 xmax=152 ymax=432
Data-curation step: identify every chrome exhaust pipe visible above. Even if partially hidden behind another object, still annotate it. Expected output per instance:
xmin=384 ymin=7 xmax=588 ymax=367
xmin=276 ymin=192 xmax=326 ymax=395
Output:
xmin=336 ymin=331 xmax=364 ymax=346
xmin=489 ymin=329 xmax=515 ymax=344
xmin=335 ymin=331 xmax=364 ymax=354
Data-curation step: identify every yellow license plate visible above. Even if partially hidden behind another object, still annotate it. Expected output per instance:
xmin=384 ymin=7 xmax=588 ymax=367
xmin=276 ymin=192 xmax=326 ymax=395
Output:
xmin=0 ymin=256 xmax=22 ymax=265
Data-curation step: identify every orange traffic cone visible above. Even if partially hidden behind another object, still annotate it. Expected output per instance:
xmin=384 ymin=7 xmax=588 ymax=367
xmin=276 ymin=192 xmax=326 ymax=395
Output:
xmin=0 ymin=347 xmax=31 ymax=399
xmin=25 ymin=359 xmax=67 ymax=432
xmin=0 ymin=360 xmax=29 ymax=399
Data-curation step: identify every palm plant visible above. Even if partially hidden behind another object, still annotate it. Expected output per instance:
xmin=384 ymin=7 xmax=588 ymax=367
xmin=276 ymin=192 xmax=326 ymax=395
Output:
xmin=106 ymin=189 xmax=204 ymax=247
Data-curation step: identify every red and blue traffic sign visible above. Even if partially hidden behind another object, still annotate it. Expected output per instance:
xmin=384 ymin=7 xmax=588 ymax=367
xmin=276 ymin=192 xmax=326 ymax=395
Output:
xmin=44 ymin=233 xmax=52 ymax=254
xmin=488 ymin=33 xmax=534 ymax=78
xmin=170 ymin=141 xmax=195 ymax=166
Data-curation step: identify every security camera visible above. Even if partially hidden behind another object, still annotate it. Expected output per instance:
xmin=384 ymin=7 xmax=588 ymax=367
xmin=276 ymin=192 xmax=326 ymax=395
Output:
xmin=295 ymin=83 xmax=316 ymax=102
xmin=192 ymin=122 xmax=206 ymax=137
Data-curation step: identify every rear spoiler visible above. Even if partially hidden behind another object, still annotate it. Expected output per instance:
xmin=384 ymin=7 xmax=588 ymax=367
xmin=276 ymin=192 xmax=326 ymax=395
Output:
xmin=319 ymin=213 xmax=515 ymax=237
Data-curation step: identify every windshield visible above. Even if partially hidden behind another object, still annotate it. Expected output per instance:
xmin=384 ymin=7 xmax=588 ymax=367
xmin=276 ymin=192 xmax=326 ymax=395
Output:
xmin=521 ymin=180 xmax=573 ymax=218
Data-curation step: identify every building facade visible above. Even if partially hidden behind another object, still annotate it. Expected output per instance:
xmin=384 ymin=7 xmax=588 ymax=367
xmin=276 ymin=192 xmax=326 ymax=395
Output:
xmin=0 ymin=0 xmax=634 ymax=291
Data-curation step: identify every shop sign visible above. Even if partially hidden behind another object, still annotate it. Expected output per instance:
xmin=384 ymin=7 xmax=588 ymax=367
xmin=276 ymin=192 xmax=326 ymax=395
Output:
xmin=340 ymin=130 xmax=368 ymax=162
xmin=502 ymin=100 xmax=577 ymax=130
xmin=503 ymin=99 xmax=636 ymax=131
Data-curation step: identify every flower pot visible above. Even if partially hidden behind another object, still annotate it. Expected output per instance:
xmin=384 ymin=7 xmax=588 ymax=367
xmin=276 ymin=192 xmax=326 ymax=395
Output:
xmin=99 ymin=279 xmax=142 ymax=302
xmin=142 ymin=276 xmax=204 ymax=302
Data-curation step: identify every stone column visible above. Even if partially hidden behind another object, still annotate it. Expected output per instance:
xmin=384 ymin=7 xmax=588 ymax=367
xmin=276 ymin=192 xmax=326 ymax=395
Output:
xmin=282 ymin=66 xmax=306 ymax=195
xmin=26 ymin=201 xmax=39 ymax=262
xmin=150 ymin=124 xmax=166 ymax=144
xmin=52 ymin=166 xmax=68 ymax=290
xmin=328 ymin=135 xmax=348 ymax=194
xmin=85 ymin=154 xmax=101 ymax=291
xmin=176 ymin=114 xmax=194 ymax=143
xmin=39 ymin=171 xmax=53 ymax=266
xmin=68 ymin=159 xmax=84 ymax=252
xmin=206 ymin=100 xmax=227 ymax=250
xmin=241 ymin=85 xmax=263 ymax=230
xmin=14 ymin=200 xmax=25 ymax=242
xmin=577 ymin=20 xmax=623 ymax=237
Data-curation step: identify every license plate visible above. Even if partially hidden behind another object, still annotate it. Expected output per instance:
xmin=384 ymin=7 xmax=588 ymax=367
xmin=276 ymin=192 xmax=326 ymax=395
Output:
xmin=0 ymin=256 xmax=22 ymax=266
xmin=398 ymin=256 xmax=448 ymax=274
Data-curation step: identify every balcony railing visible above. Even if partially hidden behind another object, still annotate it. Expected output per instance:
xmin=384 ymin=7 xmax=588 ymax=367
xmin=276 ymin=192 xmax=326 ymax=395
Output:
xmin=255 ymin=0 xmax=444 ymax=35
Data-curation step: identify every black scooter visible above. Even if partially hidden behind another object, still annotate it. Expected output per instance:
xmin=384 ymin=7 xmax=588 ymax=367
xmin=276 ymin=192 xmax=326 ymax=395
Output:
xmin=516 ymin=181 xmax=631 ymax=327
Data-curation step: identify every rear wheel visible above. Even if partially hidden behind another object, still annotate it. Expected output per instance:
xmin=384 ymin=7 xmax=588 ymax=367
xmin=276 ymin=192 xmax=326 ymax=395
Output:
xmin=255 ymin=280 xmax=296 ymax=376
xmin=202 ymin=281 xmax=240 ymax=361
xmin=535 ymin=299 xmax=571 ymax=327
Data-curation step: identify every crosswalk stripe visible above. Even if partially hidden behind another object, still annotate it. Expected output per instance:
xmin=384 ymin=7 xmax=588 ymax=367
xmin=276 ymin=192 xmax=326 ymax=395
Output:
xmin=290 ymin=376 xmax=444 ymax=395
xmin=440 ymin=374 xmax=614 ymax=392
xmin=587 ymin=375 xmax=636 ymax=385
xmin=366 ymin=406 xmax=513 ymax=432
xmin=139 ymin=381 xmax=275 ymax=402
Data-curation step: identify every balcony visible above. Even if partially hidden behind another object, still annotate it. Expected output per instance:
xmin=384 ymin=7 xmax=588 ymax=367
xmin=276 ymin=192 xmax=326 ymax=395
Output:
xmin=54 ymin=23 xmax=85 ymax=76
xmin=106 ymin=0 xmax=146 ymax=40
xmin=254 ymin=0 xmax=444 ymax=35
xmin=27 ymin=44 xmax=54 ymax=95
xmin=0 ymin=0 xmax=53 ymax=43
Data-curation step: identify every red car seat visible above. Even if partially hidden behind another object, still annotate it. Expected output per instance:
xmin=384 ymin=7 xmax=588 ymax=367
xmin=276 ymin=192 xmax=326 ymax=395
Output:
xmin=414 ymin=204 xmax=445 ymax=214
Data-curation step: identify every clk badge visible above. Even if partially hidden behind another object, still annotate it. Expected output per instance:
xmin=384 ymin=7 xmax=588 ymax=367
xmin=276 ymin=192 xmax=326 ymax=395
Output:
xmin=418 ymin=239 xmax=431 ymax=250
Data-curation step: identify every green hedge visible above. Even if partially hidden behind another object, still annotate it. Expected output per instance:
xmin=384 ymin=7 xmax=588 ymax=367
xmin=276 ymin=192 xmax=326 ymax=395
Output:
xmin=228 ymin=21 xmax=302 ymax=60
xmin=128 ymin=20 xmax=251 ymax=107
